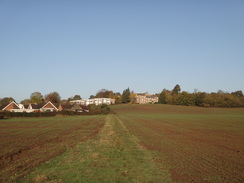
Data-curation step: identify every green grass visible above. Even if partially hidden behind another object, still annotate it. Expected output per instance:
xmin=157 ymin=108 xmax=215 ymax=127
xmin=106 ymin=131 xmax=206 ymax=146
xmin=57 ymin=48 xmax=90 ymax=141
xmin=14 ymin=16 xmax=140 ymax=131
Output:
xmin=21 ymin=115 xmax=172 ymax=183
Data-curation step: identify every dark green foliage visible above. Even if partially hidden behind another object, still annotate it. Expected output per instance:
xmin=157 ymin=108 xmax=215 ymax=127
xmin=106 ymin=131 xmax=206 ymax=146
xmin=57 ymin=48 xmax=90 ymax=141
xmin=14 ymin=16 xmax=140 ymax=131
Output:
xmin=177 ymin=91 xmax=195 ymax=106
xmin=30 ymin=92 xmax=44 ymax=103
xmin=0 ymin=97 xmax=15 ymax=105
xmin=95 ymin=89 xmax=112 ymax=98
xmin=45 ymin=92 xmax=61 ymax=103
xmin=0 ymin=113 xmax=4 ymax=119
xmin=158 ymin=89 xmax=167 ymax=104
xmin=231 ymin=90 xmax=244 ymax=97
xmin=73 ymin=95 xmax=82 ymax=100
xmin=91 ymin=89 xmax=114 ymax=99
xmin=67 ymin=95 xmax=82 ymax=101
xmin=194 ymin=92 xmax=206 ymax=106
xmin=121 ymin=88 xmax=131 ymax=103
xmin=172 ymin=84 xmax=181 ymax=95
xmin=58 ymin=110 xmax=93 ymax=116
xmin=20 ymin=99 xmax=31 ymax=105
xmin=89 ymin=95 xmax=95 ymax=99
xmin=58 ymin=110 xmax=78 ymax=116
xmin=89 ymin=104 xmax=111 ymax=115
xmin=0 ymin=111 xmax=56 ymax=118
xmin=114 ymin=92 xmax=122 ymax=104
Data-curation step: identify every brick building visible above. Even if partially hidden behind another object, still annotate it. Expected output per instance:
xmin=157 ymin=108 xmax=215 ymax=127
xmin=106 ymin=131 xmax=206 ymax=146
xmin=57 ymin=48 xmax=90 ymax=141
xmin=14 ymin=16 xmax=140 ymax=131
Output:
xmin=135 ymin=93 xmax=158 ymax=104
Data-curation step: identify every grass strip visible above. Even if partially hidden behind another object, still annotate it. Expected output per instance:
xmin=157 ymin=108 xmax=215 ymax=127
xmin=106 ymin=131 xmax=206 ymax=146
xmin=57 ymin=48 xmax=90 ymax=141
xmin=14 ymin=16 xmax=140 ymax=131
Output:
xmin=21 ymin=115 xmax=173 ymax=183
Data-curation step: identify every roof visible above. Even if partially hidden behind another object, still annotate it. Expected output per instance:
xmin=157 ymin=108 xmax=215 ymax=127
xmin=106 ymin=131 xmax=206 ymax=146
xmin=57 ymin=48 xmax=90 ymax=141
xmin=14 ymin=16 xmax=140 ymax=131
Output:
xmin=53 ymin=103 xmax=60 ymax=109
xmin=0 ymin=101 xmax=20 ymax=110
xmin=146 ymin=95 xmax=158 ymax=98
xmin=0 ymin=103 xmax=9 ymax=110
xmin=29 ymin=102 xmax=59 ymax=110
xmin=80 ymin=105 xmax=89 ymax=110
xmin=136 ymin=93 xmax=146 ymax=95
xmin=0 ymin=101 xmax=60 ymax=111
xmin=42 ymin=101 xmax=59 ymax=110
xmin=60 ymin=104 xmax=74 ymax=110
xmin=136 ymin=93 xmax=151 ymax=96
xmin=60 ymin=103 xmax=83 ymax=110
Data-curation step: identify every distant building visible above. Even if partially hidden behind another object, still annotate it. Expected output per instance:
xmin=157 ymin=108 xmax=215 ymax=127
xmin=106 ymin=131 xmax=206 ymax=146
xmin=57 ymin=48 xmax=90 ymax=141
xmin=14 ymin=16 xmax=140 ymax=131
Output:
xmin=70 ymin=98 xmax=115 ymax=106
xmin=69 ymin=99 xmax=86 ymax=105
xmin=135 ymin=93 xmax=158 ymax=104
xmin=0 ymin=101 xmax=59 ymax=112
xmin=58 ymin=103 xmax=88 ymax=112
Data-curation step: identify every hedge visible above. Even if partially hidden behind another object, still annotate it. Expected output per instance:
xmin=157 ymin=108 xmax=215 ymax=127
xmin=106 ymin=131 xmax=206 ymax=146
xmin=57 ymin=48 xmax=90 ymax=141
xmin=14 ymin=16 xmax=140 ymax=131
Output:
xmin=0 ymin=107 xmax=113 ymax=119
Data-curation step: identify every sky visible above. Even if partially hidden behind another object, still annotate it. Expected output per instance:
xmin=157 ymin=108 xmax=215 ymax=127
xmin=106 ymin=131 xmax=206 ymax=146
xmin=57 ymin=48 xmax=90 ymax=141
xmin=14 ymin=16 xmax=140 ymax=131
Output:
xmin=0 ymin=0 xmax=244 ymax=102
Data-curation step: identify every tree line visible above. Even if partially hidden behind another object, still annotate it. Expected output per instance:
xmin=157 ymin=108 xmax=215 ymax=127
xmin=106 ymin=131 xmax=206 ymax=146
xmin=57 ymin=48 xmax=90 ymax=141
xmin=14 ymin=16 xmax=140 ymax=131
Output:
xmin=0 ymin=92 xmax=81 ymax=106
xmin=1 ymin=86 xmax=244 ymax=108
xmin=158 ymin=84 xmax=244 ymax=107
xmin=0 ymin=88 xmax=132 ymax=106
xmin=91 ymin=85 xmax=244 ymax=107
xmin=0 ymin=92 xmax=61 ymax=106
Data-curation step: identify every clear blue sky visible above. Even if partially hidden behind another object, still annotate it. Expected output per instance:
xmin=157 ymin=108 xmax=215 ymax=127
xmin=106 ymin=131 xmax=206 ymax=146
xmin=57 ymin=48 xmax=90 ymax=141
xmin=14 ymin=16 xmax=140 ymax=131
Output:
xmin=1 ymin=0 xmax=243 ymax=102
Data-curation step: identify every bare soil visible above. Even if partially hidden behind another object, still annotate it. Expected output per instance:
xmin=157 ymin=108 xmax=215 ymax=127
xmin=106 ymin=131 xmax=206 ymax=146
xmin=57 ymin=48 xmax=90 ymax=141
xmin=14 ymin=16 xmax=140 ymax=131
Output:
xmin=113 ymin=104 xmax=244 ymax=182
xmin=0 ymin=116 xmax=105 ymax=182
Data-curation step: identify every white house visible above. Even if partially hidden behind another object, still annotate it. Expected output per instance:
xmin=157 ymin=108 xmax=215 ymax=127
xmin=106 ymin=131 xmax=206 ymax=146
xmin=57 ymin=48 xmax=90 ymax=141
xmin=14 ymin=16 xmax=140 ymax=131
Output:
xmin=70 ymin=98 xmax=115 ymax=106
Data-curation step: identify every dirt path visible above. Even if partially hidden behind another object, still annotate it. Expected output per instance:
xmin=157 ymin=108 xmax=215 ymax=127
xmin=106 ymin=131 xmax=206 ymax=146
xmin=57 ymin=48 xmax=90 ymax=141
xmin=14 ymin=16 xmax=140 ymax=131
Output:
xmin=21 ymin=114 xmax=173 ymax=183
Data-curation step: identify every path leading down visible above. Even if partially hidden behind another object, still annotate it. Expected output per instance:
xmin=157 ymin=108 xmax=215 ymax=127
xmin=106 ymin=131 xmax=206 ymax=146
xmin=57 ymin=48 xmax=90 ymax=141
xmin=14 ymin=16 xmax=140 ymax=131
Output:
xmin=21 ymin=115 xmax=173 ymax=183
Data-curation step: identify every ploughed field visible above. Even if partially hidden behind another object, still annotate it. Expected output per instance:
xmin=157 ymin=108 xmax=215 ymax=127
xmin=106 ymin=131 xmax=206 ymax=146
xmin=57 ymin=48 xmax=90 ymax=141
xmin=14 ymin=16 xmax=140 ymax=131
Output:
xmin=0 ymin=105 xmax=243 ymax=182
xmin=113 ymin=104 xmax=244 ymax=182
xmin=0 ymin=116 xmax=105 ymax=182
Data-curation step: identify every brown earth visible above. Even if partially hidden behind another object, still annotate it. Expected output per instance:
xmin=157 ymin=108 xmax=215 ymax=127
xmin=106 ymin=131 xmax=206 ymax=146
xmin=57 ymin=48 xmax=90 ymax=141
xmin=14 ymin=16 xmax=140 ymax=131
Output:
xmin=0 ymin=116 xmax=105 ymax=182
xmin=114 ymin=104 xmax=244 ymax=183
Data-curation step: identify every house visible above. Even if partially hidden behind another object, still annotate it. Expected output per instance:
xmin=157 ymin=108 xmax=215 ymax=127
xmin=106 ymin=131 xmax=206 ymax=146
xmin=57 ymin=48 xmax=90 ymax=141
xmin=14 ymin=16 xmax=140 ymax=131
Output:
xmin=40 ymin=101 xmax=59 ymax=112
xmin=135 ymin=93 xmax=158 ymax=104
xmin=58 ymin=103 xmax=84 ymax=112
xmin=0 ymin=101 xmax=59 ymax=112
xmin=70 ymin=98 xmax=115 ymax=106
xmin=0 ymin=101 xmax=23 ymax=112
xmin=0 ymin=97 xmax=115 ymax=113
xmin=27 ymin=102 xmax=59 ymax=112
xmin=69 ymin=99 xmax=86 ymax=105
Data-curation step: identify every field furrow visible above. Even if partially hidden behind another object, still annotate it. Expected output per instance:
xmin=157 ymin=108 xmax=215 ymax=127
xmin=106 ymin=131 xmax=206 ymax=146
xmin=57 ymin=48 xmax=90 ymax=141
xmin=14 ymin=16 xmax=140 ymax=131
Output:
xmin=20 ymin=114 xmax=173 ymax=183
xmin=1 ymin=104 xmax=243 ymax=182
xmin=113 ymin=104 xmax=244 ymax=183
xmin=0 ymin=116 xmax=105 ymax=182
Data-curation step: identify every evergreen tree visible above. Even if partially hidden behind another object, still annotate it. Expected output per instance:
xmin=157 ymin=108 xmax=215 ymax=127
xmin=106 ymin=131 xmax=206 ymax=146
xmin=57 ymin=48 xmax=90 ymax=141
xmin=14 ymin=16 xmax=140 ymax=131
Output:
xmin=172 ymin=84 xmax=181 ymax=95
xmin=122 ymin=88 xmax=131 ymax=103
